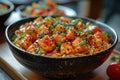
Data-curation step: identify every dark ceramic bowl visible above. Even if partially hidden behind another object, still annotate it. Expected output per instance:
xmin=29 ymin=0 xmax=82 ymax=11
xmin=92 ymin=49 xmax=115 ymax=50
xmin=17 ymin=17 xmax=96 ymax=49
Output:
xmin=0 ymin=0 xmax=14 ymax=27
xmin=16 ymin=4 xmax=77 ymax=18
xmin=5 ymin=17 xmax=118 ymax=78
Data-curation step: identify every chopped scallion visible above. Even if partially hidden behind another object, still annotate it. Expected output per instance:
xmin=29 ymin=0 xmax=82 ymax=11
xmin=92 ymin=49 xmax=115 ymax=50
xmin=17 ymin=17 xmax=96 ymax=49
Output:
xmin=85 ymin=30 xmax=93 ymax=34
xmin=56 ymin=42 xmax=62 ymax=48
xmin=35 ymin=48 xmax=43 ymax=54
xmin=56 ymin=31 xmax=61 ymax=34
xmin=71 ymin=18 xmax=83 ymax=25
xmin=80 ymin=39 xmax=87 ymax=46
xmin=76 ymin=29 xmax=82 ymax=34
xmin=111 ymin=55 xmax=120 ymax=62
xmin=11 ymin=34 xmax=17 ymax=41
xmin=86 ymin=22 xmax=92 ymax=26
xmin=65 ymin=26 xmax=70 ymax=30
xmin=20 ymin=32 xmax=26 ymax=38
xmin=33 ymin=22 xmax=40 ymax=28
xmin=61 ymin=33 xmax=66 ymax=36
xmin=38 ymin=32 xmax=45 ymax=38
xmin=53 ymin=17 xmax=60 ymax=27
xmin=45 ymin=16 xmax=52 ymax=20
xmin=38 ymin=16 xmax=43 ymax=20
xmin=65 ymin=26 xmax=74 ymax=30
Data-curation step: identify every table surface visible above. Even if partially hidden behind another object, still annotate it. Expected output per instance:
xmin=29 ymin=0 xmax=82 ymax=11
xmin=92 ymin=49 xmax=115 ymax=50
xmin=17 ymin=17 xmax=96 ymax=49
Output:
xmin=0 ymin=12 xmax=119 ymax=80
xmin=0 ymin=36 xmax=111 ymax=80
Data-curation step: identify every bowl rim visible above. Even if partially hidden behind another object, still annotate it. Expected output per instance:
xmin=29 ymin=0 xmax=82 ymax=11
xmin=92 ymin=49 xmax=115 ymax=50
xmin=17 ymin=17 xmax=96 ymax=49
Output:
xmin=16 ymin=4 xmax=77 ymax=17
xmin=0 ymin=0 xmax=14 ymax=16
xmin=5 ymin=16 xmax=118 ymax=59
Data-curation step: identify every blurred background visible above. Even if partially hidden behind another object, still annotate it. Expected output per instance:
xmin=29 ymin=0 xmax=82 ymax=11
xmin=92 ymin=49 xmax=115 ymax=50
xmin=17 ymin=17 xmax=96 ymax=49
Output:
xmin=1 ymin=0 xmax=120 ymax=46
xmin=7 ymin=0 xmax=120 ymax=40
xmin=0 ymin=0 xmax=120 ymax=79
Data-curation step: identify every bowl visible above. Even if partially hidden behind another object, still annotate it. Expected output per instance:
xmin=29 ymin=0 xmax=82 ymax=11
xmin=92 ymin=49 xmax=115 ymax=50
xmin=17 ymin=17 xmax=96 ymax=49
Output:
xmin=0 ymin=0 xmax=14 ymax=27
xmin=16 ymin=4 xmax=77 ymax=18
xmin=8 ymin=0 xmax=38 ymax=8
xmin=5 ymin=16 xmax=118 ymax=78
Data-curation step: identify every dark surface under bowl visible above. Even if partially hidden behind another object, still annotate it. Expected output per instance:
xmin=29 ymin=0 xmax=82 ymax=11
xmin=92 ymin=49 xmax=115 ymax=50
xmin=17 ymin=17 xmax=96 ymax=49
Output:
xmin=5 ymin=16 xmax=118 ymax=78
xmin=0 ymin=0 xmax=14 ymax=27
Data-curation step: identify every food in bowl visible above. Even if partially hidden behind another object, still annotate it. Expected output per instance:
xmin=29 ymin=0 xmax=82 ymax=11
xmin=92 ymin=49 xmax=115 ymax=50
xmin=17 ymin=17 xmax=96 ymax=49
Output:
xmin=11 ymin=16 xmax=111 ymax=57
xmin=0 ymin=3 xmax=9 ymax=15
xmin=23 ymin=0 xmax=64 ymax=17
xmin=5 ymin=16 xmax=118 ymax=78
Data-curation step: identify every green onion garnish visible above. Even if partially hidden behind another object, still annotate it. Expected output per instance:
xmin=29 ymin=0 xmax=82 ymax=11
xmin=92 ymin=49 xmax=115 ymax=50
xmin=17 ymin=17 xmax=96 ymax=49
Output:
xmin=65 ymin=25 xmax=74 ymax=30
xmin=38 ymin=32 xmax=45 ymax=39
xmin=20 ymin=32 xmax=26 ymax=38
xmin=111 ymin=55 xmax=120 ymax=62
xmin=71 ymin=18 xmax=83 ymax=25
xmin=80 ymin=39 xmax=87 ymax=46
xmin=65 ymin=26 xmax=70 ymax=30
xmin=38 ymin=16 xmax=43 ymax=20
xmin=86 ymin=22 xmax=92 ymax=26
xmin=53 ymin=17 xmax=60 ymax=27
xmin=56 ymin=31 xmax=61 ymax=34
xmin=76 ymin=29 xmax=82 ymax=34
xmin=85 ymin=30 xmax=93 ymax=34
xmin=33 ymin=22 xmax=40 ymax=28
xmin=45 ymin=16 xmax=52 ymax=21
xmin=56 ymin=42 xmax=62 ymax=48
xmin=35 ymin=48 xmax=43 ymax=54
xmin=61 ymin=33 xmax=66 ymax=36
xmin=11 ymin=34 xmax=17 ymax=41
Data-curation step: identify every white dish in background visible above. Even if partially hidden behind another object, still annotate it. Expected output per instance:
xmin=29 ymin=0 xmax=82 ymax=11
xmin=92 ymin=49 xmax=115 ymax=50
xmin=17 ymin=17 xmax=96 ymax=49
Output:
xmin=16 ymin=5 xmax=77 ymax=18
xmin=58 ymin=6 xmax=77 ymax=16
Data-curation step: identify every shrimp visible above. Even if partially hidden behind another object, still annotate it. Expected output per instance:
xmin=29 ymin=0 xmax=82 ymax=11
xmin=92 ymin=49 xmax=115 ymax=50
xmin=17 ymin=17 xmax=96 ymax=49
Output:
xmin=75 ymin=21 xmax=84 ymax=29
xmin=66 ymin=28 xmax=77 ymax=41
xmin=95 ymin=32 xmax=110 ymax=43
xmin=72 ymin=37 xmax=89 ymax=53
xmin=53 ymin=24 xmax=65 ymax=34
xmin=52 ymin=34 xmax=66 ymax=42
xmin=60 ymin=42 xmax=74 ymax=54
xmin=27 ymin=40 xmax=46 ymax=54
xmin=38 ymin=25 xmax=49 ymax=34
xmin=60 ymin=17 xmax=71 ymax=23
xmin=38 ymin=35 xmax=56 ymax=52
xmin=14 ymin=34 xmax=34 ymax=50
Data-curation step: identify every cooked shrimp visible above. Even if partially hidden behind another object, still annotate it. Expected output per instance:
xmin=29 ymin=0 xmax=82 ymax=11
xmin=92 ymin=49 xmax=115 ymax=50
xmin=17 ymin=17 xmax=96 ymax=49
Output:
xmin=66 ymin=28 xmax=77 ymax=41
xmin=72 ymin=37 xmax=89 ymax=53
xmin=52 ymin=34 xmax=66 ymax=42
xmin=53 ymin=24 xmax=65 ymax=34
xmin=60 ymin=42 xmax=74 ymax=54
xmin=38 ymin=35 xmax=56 ymax=52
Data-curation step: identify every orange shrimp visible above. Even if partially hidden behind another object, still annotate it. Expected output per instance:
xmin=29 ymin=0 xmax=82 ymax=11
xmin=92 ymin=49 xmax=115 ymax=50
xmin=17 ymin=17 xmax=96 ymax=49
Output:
xmin=72 ymin=37 xmax=89 ymax=53
xmin=53 ymin=24 xmax=65 ymax=34
xmin=52 ymin=34 xmax=66 ymax=42
xmin=66 ymin=28 xmax=77 ymax=41
xmin=60 ymin=42 xmax=74 ymax=54
xmin=38 ymin=35 xmax=56 ymax=52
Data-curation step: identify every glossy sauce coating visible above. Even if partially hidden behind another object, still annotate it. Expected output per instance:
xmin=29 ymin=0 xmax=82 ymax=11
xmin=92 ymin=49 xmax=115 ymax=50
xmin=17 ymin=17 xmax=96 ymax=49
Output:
xmin=12 ymin=16 xmax=111 ymax=57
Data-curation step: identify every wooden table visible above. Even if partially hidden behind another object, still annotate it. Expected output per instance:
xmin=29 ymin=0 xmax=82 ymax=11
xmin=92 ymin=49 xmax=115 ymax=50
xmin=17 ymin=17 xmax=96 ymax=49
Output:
xmin=0 ymin=25 xmax=113 ymax=80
